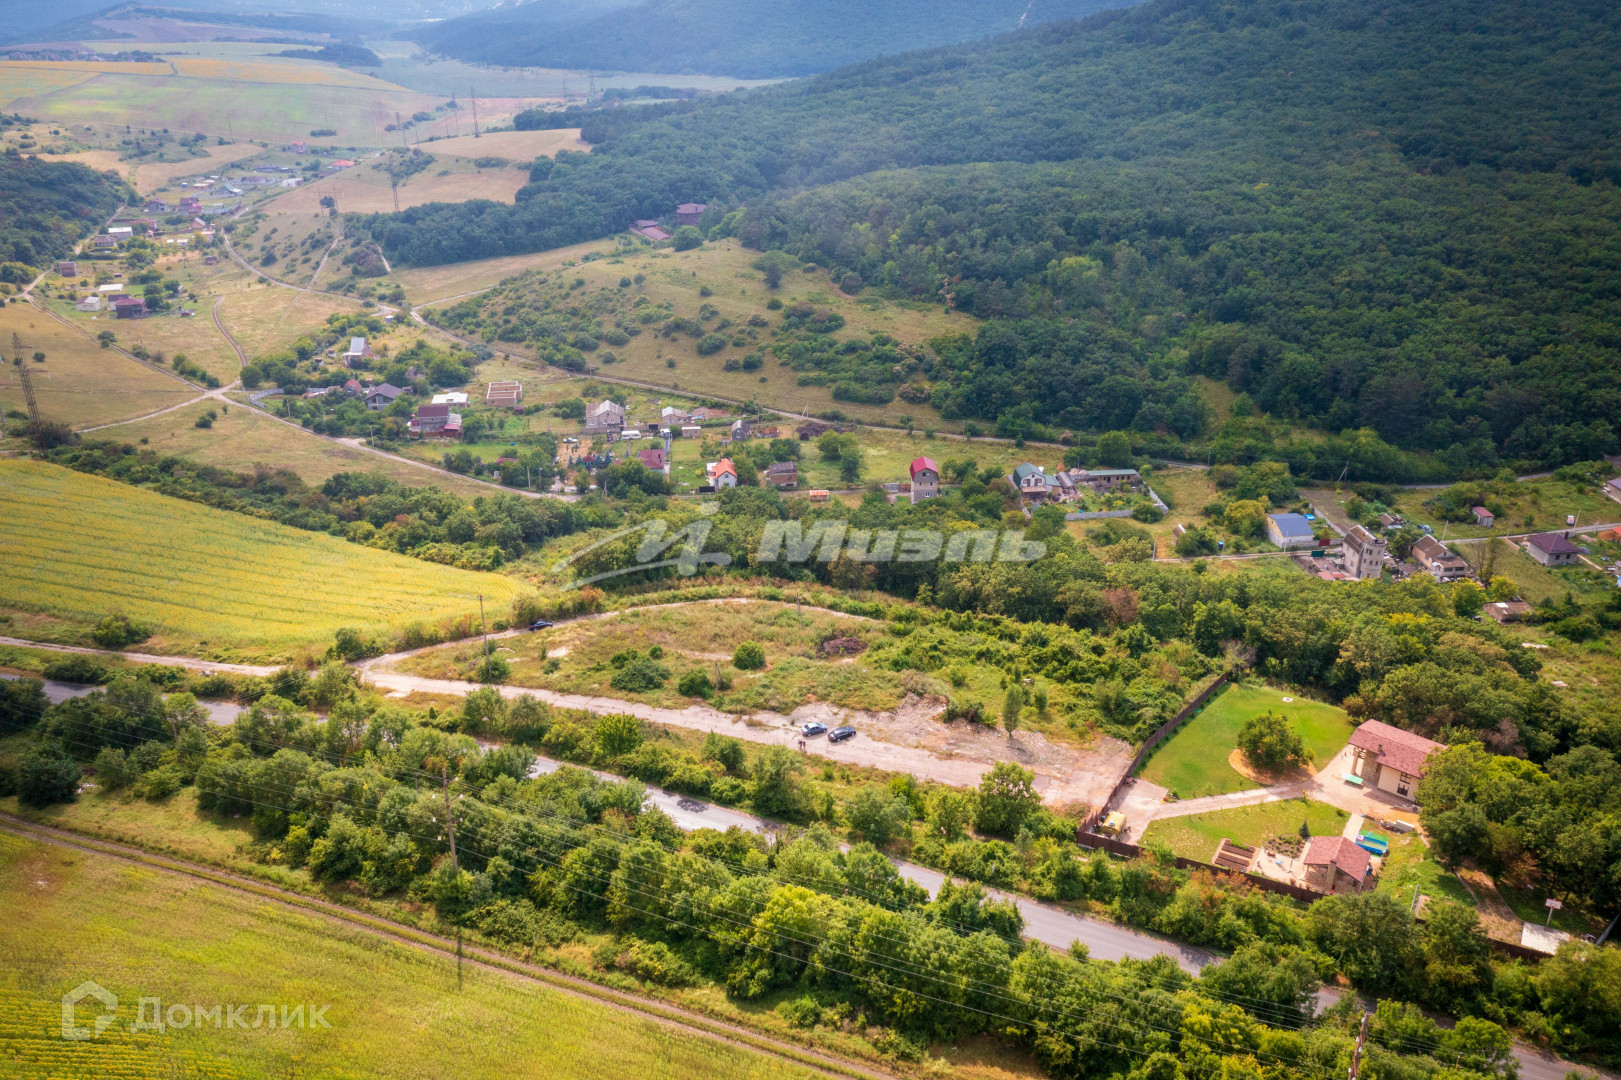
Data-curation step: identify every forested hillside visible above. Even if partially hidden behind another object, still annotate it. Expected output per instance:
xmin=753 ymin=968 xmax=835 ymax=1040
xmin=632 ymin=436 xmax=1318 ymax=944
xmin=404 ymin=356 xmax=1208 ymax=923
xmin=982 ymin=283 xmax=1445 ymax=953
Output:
xmin=414 ymin=0 xmax=1132 ymax=79
xmin=366 ymin=0 xmax=1621 ymax=467
xmin=0 ymin=149 xmax=131 ymax=268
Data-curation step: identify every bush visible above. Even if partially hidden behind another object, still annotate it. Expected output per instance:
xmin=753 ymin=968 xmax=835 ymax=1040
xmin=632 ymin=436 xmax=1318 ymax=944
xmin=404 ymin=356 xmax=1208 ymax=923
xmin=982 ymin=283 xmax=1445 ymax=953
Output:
xmin=17 ymin=745 xmax=80 ymax=807
xmin=474 ymin=655 xmax=511 ymax=683
xmin=41 ymin=655 xmax=110 ymax=684
xmin=139 ymin=764 xmax=184 ymax=800
xmin=696 ymin=333 xmax=727 ymax=355
xmin=672 ymin=226 xmax=703 ymax=251
xmin=610 ymin=657 xmax=670 ymax=693
xmin=732 ymin=642 xmax=765 ymax=670
xmin=677 ymin=669 xmax=713 ymax=698
xmin=1132 ymin=504 xmax=1165 ymax=523
xmin=90 ymin=614 xmax=150 ymax=649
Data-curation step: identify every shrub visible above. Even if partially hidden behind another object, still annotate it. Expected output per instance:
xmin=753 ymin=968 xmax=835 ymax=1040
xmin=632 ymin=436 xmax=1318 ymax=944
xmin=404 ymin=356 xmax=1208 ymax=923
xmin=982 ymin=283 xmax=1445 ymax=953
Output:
xmin=1237 ymin=710 xmax=1312 ymax=772
xmin=677 ymin=669 xmax=712 ymax=698
xmin=595 ymin=713 xmax=643 ymax=757
xmin=732 ymin=642 xmax=765 ymax=670
xmin=474 ymin=655 xmax=511 ymax=683
xmin=90 ymin=614 xmax=150 ymax=649
xmin=139 ymin=764 xmax=184 ymax=800
xmin=672 ymin=226 xmax=703 ymax=251
xmin=1132 ymin=504 xmax=1165 ymax=523
xmin=696 ymin=333 xmax=727 ymax=355
xmin=610 ymin=657 xmax=669 ymax=693
xmin=41 ymin=655 xmax=110 ymax=684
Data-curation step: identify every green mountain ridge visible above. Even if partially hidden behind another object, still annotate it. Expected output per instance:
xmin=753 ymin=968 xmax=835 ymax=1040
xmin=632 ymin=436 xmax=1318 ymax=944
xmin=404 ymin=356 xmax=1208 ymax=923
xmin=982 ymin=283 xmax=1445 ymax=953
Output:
xmin=369 ymin=0 xmax=1621 ymax=469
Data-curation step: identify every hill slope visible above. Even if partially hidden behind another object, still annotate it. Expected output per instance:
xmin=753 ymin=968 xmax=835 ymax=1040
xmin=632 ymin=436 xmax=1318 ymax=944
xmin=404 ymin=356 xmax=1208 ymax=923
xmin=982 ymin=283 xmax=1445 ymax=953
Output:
xmin=415 ymin=0 xmax=1134 ymax=79
xmin=368 ymin=0 xmax=1621 ymax=469
xmin=0 ymin=150 xmax=131 ymax=267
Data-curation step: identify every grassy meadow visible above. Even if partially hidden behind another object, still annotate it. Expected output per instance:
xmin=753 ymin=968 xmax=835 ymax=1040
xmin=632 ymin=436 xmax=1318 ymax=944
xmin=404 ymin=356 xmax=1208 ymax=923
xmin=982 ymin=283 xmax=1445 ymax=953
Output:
xmin=0 ymin=304 xmax=195 ymax=433
xmin=0 ymin=832 xmax=816 ymax=1080
xmin=415 ymin=238 xmax=981 ymax=428
xmin=1137 ymin=681 xmax=1356 ymax=799
xmin=0 ymin=459 xmax=523 ymax=661
xmin=1141 ymin=799 xmax=1350 ymax=862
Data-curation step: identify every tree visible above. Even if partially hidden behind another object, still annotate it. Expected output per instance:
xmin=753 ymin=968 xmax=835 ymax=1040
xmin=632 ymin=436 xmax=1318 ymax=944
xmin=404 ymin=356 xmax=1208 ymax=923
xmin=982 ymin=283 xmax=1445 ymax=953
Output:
xmin=926 ymin=788 xmax=975 ymax=840
xmin=673 ymin=226 xmax=703 ymax=251
xmin=844 ymin=786 xmax=911 ymax=845
xmin=839 ymin=454 xmax=861 ymax=484
xmin=974 ymin=761 xmax=1040 ymax=837
xmin=1198 ymin=943 xmax=1321 ymax=1027
xmin=17 ymin=744 xmax=80 ymax=807
xmin=1418 ymin=900 xmax=1493 ymax=1008
xmin=763 ymin=261 xmax=782 ymax=288
xmin=749 ymin=745 xmax=803 ymax=816
xmin=1306 ymin=891 xmax=1419 ymax=994
xmin=595 ymin=713 xmax=643 ymax=758
xmin=1095 ymin=430 xmax=1132 ymax=467
xmin=1451 ymin=579 xmax=1486 ymax=618
xmin=678 ymin=669 xmax=712 ymax=698
xmin=1001 ymin=684 xmax=1024 ymax=735
xmin=1236 ymin=710 xmax=1311 ymax=773
xmin=1223 ymin=499 xmax=1268 ymax=539
xmin=732 ymin=642 xmax=765 ymax=670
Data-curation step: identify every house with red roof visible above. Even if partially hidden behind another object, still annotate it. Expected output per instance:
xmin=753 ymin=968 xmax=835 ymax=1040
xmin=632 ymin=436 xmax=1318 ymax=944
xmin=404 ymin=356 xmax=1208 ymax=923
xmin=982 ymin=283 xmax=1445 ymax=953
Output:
xmin=1301 ymin=836 xmax=1372 ymax=895
xmin=909 ymin=456 xmax=940 ymax=502
xmin=706 ymin=458 xmax=737 ymax=489
xmin=1347 ymin=720 xmax=1446 ymax=802
xmin=638 ymin=447 xmax=666 ymax=471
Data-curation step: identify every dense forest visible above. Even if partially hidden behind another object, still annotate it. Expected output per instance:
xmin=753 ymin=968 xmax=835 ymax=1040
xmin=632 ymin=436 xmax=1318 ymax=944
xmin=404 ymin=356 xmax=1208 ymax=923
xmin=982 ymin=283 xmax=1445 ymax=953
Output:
xmin=0 ymin=149 xmax=130 ymax=267
xmin=413 ymin=0 xmax=1132 ymax=79
xmin=366 ymin=0 xmax=1621 ymax=465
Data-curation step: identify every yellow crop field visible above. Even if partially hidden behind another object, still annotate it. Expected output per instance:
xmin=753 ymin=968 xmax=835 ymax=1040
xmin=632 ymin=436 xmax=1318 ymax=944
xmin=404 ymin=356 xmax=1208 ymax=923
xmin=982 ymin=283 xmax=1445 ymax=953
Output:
xmin=0 ymin=60 xmax=172 ymax=76
xmin=169 ymin=56 xmax=405 ymax=90
xmin=418 ymin=127 xmax=589 ymax=160
xmin=0 ymin=67 xmax=99 ymax=108
xmin=0 ymin=460 xmax=523 ymax=661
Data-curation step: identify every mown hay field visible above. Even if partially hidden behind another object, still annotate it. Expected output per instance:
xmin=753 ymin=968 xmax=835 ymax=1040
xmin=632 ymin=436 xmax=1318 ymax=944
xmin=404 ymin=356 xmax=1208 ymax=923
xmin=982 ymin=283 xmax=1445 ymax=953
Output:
xmin=0 ymin=832 xmax=815 ymax=1080
xmin=0 ymin=460 xmax=522 ymax=661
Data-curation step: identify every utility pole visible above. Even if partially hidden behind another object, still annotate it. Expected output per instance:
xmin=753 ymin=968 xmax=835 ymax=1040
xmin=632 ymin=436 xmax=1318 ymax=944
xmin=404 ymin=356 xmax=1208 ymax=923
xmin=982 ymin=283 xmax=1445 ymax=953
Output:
xmin=391 ymin=175 xmax=400 ymax=213
xmin=440 ymin=765 xmax=464 ymax=990
xmin=1348 ymin=1010 xmax=1369 ymax=1080
xmin=478 ymin=593 xmax=489 ymax=665
xmin=470 ymin=86 xmax=479 ymax=138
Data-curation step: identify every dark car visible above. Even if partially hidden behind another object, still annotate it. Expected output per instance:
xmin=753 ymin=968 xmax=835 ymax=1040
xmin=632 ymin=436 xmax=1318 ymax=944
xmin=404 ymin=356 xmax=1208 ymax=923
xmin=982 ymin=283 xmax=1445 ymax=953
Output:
xmin=528 ymin=619 xmax=554 ymax=631
xmin=828 ymin=726 xmax=856 ymax=743
xmin=800 ymin=721 xmax=827 ymax=737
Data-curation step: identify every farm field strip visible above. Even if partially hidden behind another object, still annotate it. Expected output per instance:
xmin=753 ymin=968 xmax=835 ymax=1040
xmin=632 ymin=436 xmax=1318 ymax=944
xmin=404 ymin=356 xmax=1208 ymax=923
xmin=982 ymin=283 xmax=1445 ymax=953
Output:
xmin=0 ymin=460 xmax=522 ymax=655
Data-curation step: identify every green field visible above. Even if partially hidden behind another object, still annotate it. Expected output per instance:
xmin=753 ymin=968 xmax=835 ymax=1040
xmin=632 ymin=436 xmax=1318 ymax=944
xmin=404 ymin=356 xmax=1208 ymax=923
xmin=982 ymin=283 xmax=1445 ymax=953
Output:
xmin=0 ymin=459 xmax=523 ymax=662
xmin=1142 ymin=799 xmax=1350 ymax=862
xmin=0 ymin=832 xmax=814 ymax=1080
xmin=1375 ymin=830 xmax=1476 ymax=909
xmin=1137 ymin=682 xmax=1355 ymax=799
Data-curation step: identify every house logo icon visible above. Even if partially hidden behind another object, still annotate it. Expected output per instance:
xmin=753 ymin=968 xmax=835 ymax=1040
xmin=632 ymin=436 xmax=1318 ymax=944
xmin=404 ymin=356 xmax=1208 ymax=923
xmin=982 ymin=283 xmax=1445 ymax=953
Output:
xmin=61 ymin=981 xmax=118 ymax=1041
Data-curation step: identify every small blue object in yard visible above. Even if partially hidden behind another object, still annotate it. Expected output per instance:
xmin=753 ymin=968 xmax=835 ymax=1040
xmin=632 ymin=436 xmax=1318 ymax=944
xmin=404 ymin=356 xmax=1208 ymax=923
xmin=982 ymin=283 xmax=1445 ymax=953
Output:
xmin=1304 ymin=513 xmax=1316 ymax=520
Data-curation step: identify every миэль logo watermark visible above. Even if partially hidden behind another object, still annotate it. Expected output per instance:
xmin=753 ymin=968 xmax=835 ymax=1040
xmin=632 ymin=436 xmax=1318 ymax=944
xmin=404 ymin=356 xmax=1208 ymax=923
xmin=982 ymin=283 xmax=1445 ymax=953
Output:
xmin=552 ymin=504 xmax=1047 ymax=589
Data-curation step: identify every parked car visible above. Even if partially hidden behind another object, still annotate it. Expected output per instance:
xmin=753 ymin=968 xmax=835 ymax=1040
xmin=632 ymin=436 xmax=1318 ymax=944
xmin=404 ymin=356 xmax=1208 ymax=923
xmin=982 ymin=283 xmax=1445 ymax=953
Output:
xmin=828 ymin=726 xmax=856 ymax=743
xmin=800 ymin=721 xmax=827 ymax=737
xmin=528 ymin=620 xmax=554 ymax=631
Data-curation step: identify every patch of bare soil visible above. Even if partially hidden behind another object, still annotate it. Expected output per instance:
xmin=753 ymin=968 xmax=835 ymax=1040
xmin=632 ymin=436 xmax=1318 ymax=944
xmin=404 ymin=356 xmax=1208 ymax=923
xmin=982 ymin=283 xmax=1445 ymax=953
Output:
xmin=1228 ymin=748 xmax=1316 ymax=786
xmin=788 ymin=694 xmax=1133 ymax=813
xmin=1454 ymin=862 xmax=1525 ymax=941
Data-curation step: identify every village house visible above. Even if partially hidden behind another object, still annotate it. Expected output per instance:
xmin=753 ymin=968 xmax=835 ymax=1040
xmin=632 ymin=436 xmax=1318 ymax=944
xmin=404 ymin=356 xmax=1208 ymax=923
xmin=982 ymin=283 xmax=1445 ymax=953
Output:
xmin=638 ymin=447 xmax=667 ymax=471
xmin=178 ymin=196 xmax=202 ymax=214
xmin=410 ymin=403 xmax=453 ymax=435
xmin=1341 ymin=524 xmax=1388 ymax=580
xmin=486 ymin=381 xmax=523 ymax=409
xmin=343 ymin=379 xmax=365 ymax=397
xmin=707 ymin=458 xmax=738 ymax=489
xmin=909 ymin=456 xmax=940 ymax=502
xmin=1301 ymin=836 xmax=1372 ymax=895
xmin=680 ymin=423 xmax=702 ymax=439
xmin=365 ymin=384 xmax=404 ymax=411
xmin=585 ymin=399 xmax=626 ymax=436
xmin=56 ymin=261 xmax=77 ymax=277
xmin=111 ymin=297 xmax=146 ymax=319
xmin=1348 ymin=720 xmax=1447 ymax=802
xmin=89 ymin=234 xmax=118 ymax=251
xmin=1472 ymin=506 xmax=1495 ymax=527
xmin=75 ymin=296 xmax=102 ymax=312
xmin=629 ymin=219 xmax=670 ymax=242
xmin=1377 ymin=513 xmax=1404 ymax=530
xmin=1010 ymin=463 xmax=1049 ymax=502
xmin=1412 ymin=534 xmax=1472 ymax=581
xmin=1265 ymin=513 xmax=1317 ymax=550
xmin=730 ymin=418 xmax=751 ymax=440
xmin=763 ymin=461 xmax=798 ymax=488
xmin=690 ymin=406 xmax=729 ymax=422
xmin=203 ymin=254 xmax=219 ymax=265
xmin=342 ymin=337 xmax=373 ymax=367
xmin=808 ymin=489 xmax=831 ymax=502
xmin=1484 ymin=599 xmax=1533 ymax=624
xmin=143 ymin=200 xmax=167 ymax=213
xmin=675 ymin=202 xmax=708 ymax=226
xmin=431 ymin=391 xmax=469 ymax=405
xmin=1063 ymin=468 xmax=1144 ymax=496
xmin=1525 ymin=531 xmax=1582 ymax=567
xmin=660 ymin=406 xmax=689 ymax=426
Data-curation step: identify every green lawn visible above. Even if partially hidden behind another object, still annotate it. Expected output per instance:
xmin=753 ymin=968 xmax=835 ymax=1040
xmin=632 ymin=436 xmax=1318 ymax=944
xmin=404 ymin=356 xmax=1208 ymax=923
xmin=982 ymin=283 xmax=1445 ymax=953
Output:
xmin=0 ymin=830 xmax=818 ymax=1080
xmin=1495 ymin=881 xmax=1607 ymax=936
xmin=1142 ymin=799 xmax=1350 ymax=862
xmin=1137 ymin=682 xmax=1356 ymax=799
xmin=1375 ymin=831 xmax=1476 ymax=908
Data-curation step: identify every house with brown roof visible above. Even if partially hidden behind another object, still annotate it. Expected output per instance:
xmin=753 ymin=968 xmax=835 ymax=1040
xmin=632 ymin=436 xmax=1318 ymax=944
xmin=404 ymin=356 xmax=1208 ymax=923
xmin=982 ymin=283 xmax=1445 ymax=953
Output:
xmin=763 ymin=461 xmax=798 ymax=489
xmin=1301 ymin=836 xmax=1372 ymax=895
xmin=1412 ymin=534 xmax=1471 ymax=582
xmin=675 ymin=202 xmax=708 ymax=226
xmin=410 ymin=403 xmax=451 ymax=435
xmin=585 ymin=399 xmax=626 ymax=436
xmin=1342 ymin=524 xmax=1387 ymax=580
xmin=909 ymin=456 xmax=940 ymax=502
xmin=1348 ymin=720 xmax=1446 ymax=802
xmin=638 ymin=447 xmax=666 ymax=471
xmin=630 ymin=221 xmax=670 ymax=242
xmin=112 ymin=297 xmax=147 ymax=319
xmin=1472 ymin=507 xmax=1495 ymax=527
xmin=1484 ymin=600 xmax=1533 ymax=624
xmin=1526 ymin=532 xmax=1582 ymax=567
xmin=56 ymin=261 xmax=77 ymax=277
xmin=365 ymin=383 xmax=404 ymax=410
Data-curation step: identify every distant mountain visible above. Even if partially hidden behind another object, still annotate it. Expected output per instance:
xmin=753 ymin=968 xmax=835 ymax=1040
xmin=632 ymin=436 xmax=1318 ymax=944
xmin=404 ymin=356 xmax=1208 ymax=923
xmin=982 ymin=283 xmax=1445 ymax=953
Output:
xmin=414 ymin=0 xmax=1140 ymax=79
